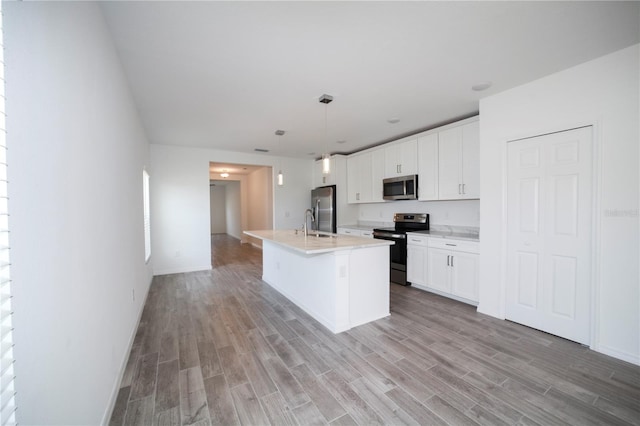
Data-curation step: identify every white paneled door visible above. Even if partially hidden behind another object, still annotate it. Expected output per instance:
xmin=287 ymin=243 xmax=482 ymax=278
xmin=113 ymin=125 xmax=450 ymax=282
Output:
xmin=506 ymin=126 xmax=592 ymax=345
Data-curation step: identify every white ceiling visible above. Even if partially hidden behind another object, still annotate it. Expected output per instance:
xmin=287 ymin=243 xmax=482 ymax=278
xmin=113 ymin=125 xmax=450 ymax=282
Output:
xmin=101 ymin=1 xmax=639 ymax=159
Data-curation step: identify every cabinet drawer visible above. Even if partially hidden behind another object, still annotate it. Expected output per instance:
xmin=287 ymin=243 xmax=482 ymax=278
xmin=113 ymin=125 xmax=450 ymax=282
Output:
xmin=406 ymin=234 xmax=429 ymax=246
xmin=337 ymin=228 xmax=357 ymax=236
xmin=428 ymin=238 xmax=479 ymax=254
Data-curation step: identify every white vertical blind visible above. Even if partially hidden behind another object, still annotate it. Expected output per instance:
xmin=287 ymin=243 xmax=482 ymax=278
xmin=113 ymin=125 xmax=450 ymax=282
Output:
xmin=0 ymin=3 xmax=16 ymax=425
xmin=143 ymin=169 xmax=150 ymax=263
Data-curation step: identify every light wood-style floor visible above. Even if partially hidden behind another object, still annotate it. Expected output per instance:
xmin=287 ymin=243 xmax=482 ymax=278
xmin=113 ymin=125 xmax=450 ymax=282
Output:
xmin=110 ymin=234 xmax=640 ymax=426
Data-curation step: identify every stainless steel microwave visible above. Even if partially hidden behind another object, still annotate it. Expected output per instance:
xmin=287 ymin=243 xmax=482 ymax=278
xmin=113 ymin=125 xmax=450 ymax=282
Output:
xmin=383 ymin=175 xmax=418 ymax=200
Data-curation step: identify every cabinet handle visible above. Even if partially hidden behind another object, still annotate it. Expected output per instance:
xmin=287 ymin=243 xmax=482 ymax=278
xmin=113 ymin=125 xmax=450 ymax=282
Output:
xmin=399 ymin=164 xmax=402 ymax=173
xmin=445 ymin=243 xmax=456 ymax=246
xmin=462 ymin=183 xmax=466 ymax=194
xmin=447 ymin=255 xmax=450 ymax=266
xmin=451 ymin=256 xmax=454 ymax=267
xmin=356 ymin=193 xmax=360 ymax=201
xmin=458 ymin=183 xmax=462 ymax=194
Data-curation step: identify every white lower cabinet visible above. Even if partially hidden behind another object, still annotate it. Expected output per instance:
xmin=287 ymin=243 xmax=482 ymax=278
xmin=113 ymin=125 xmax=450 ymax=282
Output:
xmin=406 ymin=241 xmax=427 ymax=285
xmin=426 ymin=248 xmax=452 ymax=293
xmin=407 ymin=233 xmax=479 ymax=305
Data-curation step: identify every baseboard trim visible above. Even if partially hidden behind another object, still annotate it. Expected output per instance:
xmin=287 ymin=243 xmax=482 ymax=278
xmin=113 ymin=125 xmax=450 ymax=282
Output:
xmin=100 ymin=273 xmax=153 ymax=425
xmin=596 ymin=344 xmax=640 ymax=366
xmin=153 ymin=264 xmax=212 ymax=276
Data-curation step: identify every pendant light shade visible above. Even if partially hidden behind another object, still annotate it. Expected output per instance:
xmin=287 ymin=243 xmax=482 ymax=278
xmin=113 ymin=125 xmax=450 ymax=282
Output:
xmin=322 ymin=153 xmax=331 ymax=174
xmin=275 ymin=129 xmax=285 ymax=186
xmin=319 ymin=94 xmax=333 ymax=175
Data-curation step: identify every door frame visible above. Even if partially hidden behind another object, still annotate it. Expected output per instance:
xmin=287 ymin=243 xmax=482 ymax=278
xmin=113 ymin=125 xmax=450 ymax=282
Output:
xmin=501 ymin=119 xmax=602 ymax=350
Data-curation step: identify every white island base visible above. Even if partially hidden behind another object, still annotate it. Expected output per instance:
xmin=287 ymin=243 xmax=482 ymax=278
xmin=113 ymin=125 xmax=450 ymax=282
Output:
xmin=245 ymin=230 xmax=392 ymax=333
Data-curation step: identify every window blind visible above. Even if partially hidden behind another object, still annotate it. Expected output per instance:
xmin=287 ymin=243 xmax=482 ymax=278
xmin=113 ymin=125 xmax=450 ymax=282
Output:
xmin=0 ymin=3 xmax=17 ymax=425
xmin=143 ymin=169 xmax=150 ymax=263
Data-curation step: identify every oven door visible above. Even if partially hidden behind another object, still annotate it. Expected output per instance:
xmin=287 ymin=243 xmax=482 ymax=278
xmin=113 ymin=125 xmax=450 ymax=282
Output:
xmin=373 ymin=231 xmax=408 ymax=285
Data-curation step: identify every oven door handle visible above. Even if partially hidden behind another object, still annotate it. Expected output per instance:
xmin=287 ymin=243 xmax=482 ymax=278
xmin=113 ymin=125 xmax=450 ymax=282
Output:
xmin=373 ymin=232 xmax=406 ymax=239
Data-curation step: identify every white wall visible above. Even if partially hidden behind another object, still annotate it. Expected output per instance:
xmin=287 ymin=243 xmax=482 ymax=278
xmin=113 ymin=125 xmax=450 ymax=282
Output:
xmin=244 ymin=167 xmax=273 ymax=247
xmin=151 ymin=145 xmax=312 ymax=275
xmin=225 ymin=181 xmax=242 ymax=239
xmin=5 ymin=2 xmax=153 ymax=424
xmin=209 ymin=184 xmax=227 ymax=233
xmin=358 ymin=200 xmax=480 ymax=228
xmin=479 ymin=45 xmax=639 ymax=364
xmin=277 ymin=158 xmax=321 ymax=229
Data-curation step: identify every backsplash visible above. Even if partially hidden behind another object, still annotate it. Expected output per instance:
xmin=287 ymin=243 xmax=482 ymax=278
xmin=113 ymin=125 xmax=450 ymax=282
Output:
xmin=357 ymin=199 xmax=480 ymax=227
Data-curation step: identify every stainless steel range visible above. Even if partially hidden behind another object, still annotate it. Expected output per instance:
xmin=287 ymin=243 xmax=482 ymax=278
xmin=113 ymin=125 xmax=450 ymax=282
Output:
xmin=373 ymin=213 xmax=429 ymax=286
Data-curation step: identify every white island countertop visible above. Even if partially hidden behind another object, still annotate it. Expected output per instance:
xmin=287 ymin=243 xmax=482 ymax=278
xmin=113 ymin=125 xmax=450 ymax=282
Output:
xmin=244 ymin=229 xmax=393 ymax=255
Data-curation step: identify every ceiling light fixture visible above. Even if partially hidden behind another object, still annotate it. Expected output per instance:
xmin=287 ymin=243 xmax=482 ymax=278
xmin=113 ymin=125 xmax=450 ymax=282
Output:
xmin=275 ymin=129 xmax=285 ymax=186
xmin=471 ymin=81 xmax=492 ymax=91
xmin=319 ymin=94 xmax=333 ymax=175
xmin=220 ymin=170 xmax=229 ymax=178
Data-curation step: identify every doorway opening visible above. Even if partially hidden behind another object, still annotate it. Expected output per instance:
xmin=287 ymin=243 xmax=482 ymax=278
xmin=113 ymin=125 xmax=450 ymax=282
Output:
xmin=209 ymin=162 xmax=273 ymax=250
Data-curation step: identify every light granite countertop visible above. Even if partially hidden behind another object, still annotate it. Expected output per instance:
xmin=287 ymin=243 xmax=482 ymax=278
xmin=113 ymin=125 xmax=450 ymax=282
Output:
xmin=407 ymin=229 xmax=480 ymax=242
xmin=244 ymin=229 xmax=394 ymax=255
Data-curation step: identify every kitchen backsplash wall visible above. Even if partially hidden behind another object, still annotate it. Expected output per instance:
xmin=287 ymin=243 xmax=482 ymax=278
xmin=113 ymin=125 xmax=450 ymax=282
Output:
xmin=357 ymin=199 xmax=480 ymax=227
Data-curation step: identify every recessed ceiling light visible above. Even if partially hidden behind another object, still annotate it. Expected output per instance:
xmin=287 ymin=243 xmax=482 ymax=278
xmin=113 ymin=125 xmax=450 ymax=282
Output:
xmin=472 ymin=81 xmax=492 ymax=91
xmin=336 ymin=140 xmax=347 ymax=144
xmin=387 ymin=118 xmax=400 ymax=124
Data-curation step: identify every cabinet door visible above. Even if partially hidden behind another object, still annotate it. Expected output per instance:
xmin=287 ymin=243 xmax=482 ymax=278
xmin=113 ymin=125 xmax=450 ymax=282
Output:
xmin=461 ymin=121 xmax=479 ymax=199
xmin=438 ymin=127 xmax=463 ymax=199
xmin=451 ymin=251 xmax=479 ymax=302
xmin=427 ymin=248 xmax=452 ymax=293
xmin=313 ymin=160 xmax=323 ymax=188
xmin=371 ymin=149 xmax=385 ymax=202
xmin=407 ymin=244 xmax=426 ymax=285
xmin=384 ymin=144 xmax=400 ymax=177
xmin=418 ymin=133 xmax=439 ymax=200
xmin=347 ymin=155 xmax=359 ymax=203
xmin=399 ymin=139 xmax=418 ymax=175
xmin=358 ymin=152 xmax=373 ymax=203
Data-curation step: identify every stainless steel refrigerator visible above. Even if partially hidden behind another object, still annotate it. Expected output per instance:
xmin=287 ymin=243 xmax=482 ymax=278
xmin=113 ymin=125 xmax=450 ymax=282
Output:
xmin=311 ymin=185 xmax=337 ymax=233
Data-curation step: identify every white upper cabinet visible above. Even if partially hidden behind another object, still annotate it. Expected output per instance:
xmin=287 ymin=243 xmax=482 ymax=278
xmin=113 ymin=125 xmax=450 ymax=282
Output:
xmin=371 ymin=149 xmax=385 ymax=202
xmin=347 ymin=150 xmax=385 ymax=204
xmin=384 ymin=138 xmax=418 ymax=178
xmin=461 ymin=121 xmax=480 ymax=199
xmin=437 ymin=120 xmax=479 ymax=200
xmin=347 ymin=152 xmax=373 ymax=203
xmin=343 ymin=117 xmax=478 ymax=204
xmin=417 ymin=133 xmax=439 ymax=201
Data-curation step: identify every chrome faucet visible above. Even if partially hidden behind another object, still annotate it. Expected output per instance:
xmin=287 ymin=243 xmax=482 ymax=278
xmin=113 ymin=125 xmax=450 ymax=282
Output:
xmin=303 ymin=208 xmax=315 ymax=237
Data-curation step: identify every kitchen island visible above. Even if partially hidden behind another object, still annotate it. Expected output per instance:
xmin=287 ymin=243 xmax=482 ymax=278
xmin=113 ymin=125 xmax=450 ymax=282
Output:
xmin=244 ymin=229 xmax=394 ymax=333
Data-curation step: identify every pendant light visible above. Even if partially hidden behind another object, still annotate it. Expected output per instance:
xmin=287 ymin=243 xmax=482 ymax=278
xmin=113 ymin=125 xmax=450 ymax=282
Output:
xmin=275 ymin=129 xmax=285 ymax=186
xmin=319 ymin=94 xmax=333 ymax=175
